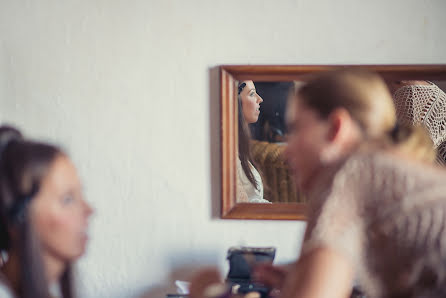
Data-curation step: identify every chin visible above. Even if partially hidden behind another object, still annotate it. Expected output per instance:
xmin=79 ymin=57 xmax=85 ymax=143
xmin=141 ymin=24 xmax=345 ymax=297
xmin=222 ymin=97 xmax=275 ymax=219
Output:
xmin=67 ymin=250 xmax=85 ymax=261
xmin=67 ymin=244 xmax=88 ymax=260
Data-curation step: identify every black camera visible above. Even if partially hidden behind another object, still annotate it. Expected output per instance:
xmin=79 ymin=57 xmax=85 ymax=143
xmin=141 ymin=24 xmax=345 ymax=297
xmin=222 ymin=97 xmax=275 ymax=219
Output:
xmin=226 ymin=246 xmax=276 ymax=298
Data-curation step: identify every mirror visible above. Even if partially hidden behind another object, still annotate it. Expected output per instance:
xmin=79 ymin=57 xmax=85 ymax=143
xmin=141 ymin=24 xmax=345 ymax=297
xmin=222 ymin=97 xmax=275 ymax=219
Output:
xmin=220 ymin=65 xmax=446 ymax=220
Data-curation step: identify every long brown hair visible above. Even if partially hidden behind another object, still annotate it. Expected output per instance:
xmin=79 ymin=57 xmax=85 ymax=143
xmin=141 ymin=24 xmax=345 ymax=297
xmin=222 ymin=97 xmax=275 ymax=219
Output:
xmin=238 ymin=82 xmax=260 ymax=190
xmin=0 ymin=125 xmax=75 ymax=298
xmin=296 ymin=69 xmax=435 ymax=161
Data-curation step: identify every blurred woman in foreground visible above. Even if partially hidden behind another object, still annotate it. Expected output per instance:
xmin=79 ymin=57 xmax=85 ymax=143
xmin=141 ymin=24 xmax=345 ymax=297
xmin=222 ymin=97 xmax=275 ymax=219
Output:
xmin=259 ymin=69 xmax=446 ymax=298
xmin=0 ymin=126 xmax=93 ymax=298
xmin=192 ymin=69 xmax=446 ymax=298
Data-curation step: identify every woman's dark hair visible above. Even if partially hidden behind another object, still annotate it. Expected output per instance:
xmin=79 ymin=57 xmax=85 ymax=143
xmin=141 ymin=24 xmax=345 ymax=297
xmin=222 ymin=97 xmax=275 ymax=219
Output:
xmin=238 ymin=83 xmax=260 ymax=190
xmin=0 ymin=125 xmax=75 ymax=298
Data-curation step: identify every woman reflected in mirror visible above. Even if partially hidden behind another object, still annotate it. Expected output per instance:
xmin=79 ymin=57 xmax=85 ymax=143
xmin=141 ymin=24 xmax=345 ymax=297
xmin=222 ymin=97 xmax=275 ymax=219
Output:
xmin=0 ymin=125 xmax=93 ymax=298
xmin=237 ymin=80 xmax=270 ymax=203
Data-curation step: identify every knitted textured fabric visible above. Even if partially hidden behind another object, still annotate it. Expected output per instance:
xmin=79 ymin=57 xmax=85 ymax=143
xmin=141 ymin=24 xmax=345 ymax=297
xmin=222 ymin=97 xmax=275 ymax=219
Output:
xmin=302 ymin=151 xmax=446 ymax=298
xmin=436 ymin=141 xmax=446 ymax=166
xmin=393 ymin=83 xmax=446 ymax=148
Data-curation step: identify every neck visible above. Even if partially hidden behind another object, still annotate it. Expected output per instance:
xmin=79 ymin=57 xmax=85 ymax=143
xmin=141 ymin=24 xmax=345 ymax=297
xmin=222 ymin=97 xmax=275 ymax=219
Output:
xmin=41 ymin=251 xmax=66 ymax=284
xmin=305 ymin=139 xmax=362 ymax=194
xmin=304 ymin=162 xmax=339 ymax=195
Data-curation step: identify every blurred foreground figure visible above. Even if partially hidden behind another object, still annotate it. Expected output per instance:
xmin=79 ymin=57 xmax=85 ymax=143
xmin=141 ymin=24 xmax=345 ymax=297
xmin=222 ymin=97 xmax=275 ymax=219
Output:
xmin=193 ymin=69 xmax=446 ymax=298
xmin=0 ymin=125 xmax=93 ymax=298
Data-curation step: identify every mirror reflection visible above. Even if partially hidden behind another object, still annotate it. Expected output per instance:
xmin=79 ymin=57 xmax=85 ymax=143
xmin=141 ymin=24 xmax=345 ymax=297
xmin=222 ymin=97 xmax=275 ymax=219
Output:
xmin=236 ymin=79 xmax=446 ymax=204
xmin=236 ymin=80 xmax=301 ymax=204
xmin=236 ymin=80 xmax=268 ymax=203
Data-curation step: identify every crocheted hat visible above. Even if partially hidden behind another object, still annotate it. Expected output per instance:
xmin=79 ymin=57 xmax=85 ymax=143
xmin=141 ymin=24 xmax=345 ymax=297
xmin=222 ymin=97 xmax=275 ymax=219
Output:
xmin=393 ymin=82 xmax=446 ymax=148
xmin=437 ymin=142 xmax=446 ymax=165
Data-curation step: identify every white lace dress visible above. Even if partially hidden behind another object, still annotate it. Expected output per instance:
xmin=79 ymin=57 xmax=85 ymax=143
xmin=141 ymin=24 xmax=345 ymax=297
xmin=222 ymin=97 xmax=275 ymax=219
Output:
xmin=236 ymin=158 xmax=269 ymax=203
xmin=302 ymin=150 xmax=446 ymax=298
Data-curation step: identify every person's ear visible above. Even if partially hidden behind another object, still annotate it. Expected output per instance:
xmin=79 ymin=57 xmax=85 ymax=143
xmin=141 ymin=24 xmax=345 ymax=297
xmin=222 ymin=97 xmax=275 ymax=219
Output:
xmin=319 ymin=108 xmax=352 ymax=165
xmin=326 ymin=108 xmax=350 ymax=143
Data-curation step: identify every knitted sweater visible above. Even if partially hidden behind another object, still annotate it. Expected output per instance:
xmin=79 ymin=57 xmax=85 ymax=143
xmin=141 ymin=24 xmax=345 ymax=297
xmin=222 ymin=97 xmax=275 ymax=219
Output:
xmin=302 ymin=151 xmax=446 ymax=298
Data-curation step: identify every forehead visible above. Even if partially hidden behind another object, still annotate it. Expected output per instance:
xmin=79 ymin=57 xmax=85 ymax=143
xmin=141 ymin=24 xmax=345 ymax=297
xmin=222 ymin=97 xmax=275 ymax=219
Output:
xmin=242 ymin=80 xmax=255 ymax=91
xmin=40 ymin=155 xmax=79 ymax=192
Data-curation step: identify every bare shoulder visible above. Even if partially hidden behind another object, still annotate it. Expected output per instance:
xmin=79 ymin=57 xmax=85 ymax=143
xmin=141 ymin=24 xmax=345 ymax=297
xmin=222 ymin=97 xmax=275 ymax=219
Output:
xmin=0 ymin=284 xmax=14 ymax=298
xmin=0 ymin=273 xmax=14 ymax=298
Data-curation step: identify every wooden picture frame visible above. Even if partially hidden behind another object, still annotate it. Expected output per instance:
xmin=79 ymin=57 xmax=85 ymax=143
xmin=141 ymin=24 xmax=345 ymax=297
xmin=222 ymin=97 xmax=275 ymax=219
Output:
xmin=221 ymin=64 xmax=446 ymax=220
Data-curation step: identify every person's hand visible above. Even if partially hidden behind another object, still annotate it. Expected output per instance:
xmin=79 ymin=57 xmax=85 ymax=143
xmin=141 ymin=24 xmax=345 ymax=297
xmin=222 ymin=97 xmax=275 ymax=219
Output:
xmin=189 ymin=267 xmax=223 ymax=298
xmin=252 ymin=263 xmax=292 ymax=290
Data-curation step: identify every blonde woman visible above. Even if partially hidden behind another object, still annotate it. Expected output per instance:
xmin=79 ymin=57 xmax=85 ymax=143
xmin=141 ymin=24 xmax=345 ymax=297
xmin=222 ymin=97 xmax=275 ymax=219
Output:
xmin=256 ymin=70 xmax=445 ymax=298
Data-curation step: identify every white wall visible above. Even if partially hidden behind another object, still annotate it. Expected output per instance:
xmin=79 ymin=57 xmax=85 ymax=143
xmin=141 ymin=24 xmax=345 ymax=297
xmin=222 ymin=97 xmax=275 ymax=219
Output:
xmin=0 ymin=1 xmax=445 ymax=297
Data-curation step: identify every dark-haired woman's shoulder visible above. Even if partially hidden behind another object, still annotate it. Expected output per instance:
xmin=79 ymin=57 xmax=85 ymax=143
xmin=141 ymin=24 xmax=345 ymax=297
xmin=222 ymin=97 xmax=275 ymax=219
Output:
xmin=0 ymin=287 xmax=13 ymax=298
xmin=0 ymin=272 xmax=14 ymax=298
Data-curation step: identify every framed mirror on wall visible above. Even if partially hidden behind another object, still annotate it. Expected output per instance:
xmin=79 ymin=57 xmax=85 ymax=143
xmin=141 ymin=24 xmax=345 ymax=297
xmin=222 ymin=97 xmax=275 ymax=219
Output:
xmin=220 ymin=65 xmax=446 ymax=220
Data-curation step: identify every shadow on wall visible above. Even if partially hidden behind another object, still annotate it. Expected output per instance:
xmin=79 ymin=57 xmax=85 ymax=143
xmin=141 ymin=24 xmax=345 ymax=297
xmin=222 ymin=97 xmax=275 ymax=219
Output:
xmin=209 ymin=66 xmax=221 ymax=219
xmin=137 ymin=250 xmax=222 ymax=298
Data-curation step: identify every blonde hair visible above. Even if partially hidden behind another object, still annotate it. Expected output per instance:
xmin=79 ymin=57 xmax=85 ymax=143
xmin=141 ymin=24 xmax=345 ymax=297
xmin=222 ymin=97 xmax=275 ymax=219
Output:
xmin=384 ymin=124 xmax=436 ymax=163
xmin=296 ymin=68 xmax=435 ymax=162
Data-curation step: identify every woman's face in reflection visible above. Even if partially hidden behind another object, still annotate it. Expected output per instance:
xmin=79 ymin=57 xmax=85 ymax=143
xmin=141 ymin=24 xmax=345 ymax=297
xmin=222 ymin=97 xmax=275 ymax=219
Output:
xmin=240 ymin=80 xmax=263 ymax=124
